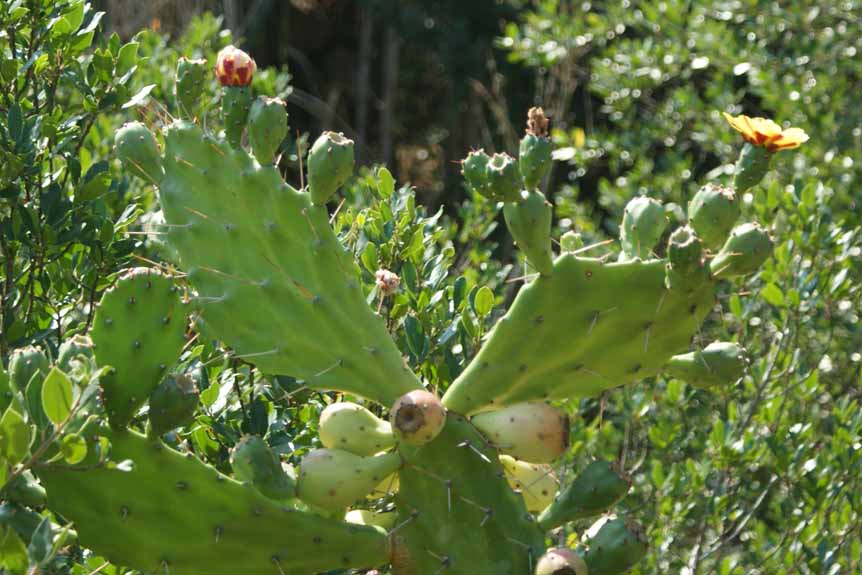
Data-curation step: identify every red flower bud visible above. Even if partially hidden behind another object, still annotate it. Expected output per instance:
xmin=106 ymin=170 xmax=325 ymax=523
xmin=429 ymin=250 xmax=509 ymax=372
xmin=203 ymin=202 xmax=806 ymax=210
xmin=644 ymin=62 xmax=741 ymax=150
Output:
xmin=215 ymin=45 xmax=256 ymax=87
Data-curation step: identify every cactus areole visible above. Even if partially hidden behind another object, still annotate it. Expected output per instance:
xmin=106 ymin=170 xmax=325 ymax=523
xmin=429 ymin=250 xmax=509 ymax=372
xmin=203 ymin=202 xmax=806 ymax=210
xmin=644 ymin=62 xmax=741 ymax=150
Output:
xmin=33 ymin=49 xmax=791 ymax=575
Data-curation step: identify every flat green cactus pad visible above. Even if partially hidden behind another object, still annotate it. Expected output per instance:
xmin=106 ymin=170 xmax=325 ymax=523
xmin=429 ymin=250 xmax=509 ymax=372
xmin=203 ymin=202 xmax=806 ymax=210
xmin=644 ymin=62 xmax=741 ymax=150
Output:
xmin=91 ymin=269 xmax=188 ymax=428
xmin=158 ymin=121 xmax=420 ymax=405
xmin=394 ymin=415 xmax=545 ymax=574
xmin=37 ymin=430 xmax=390 ymax=575
xmin=442 ymin=255 xmax=715 ymax=414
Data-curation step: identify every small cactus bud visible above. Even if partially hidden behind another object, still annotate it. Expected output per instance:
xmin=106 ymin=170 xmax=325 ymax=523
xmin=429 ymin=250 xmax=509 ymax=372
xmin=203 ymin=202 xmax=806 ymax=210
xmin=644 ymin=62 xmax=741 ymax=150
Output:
xmin=665 ymin=341 xmax=747 ymax=389
xmin=390 ymin=390 xmax=446 ymax=446
xmin=560 ymin=231 xmax=584 ymax=253
xmin=503 ymin=189 xmax=554 ymax=275
xmin=375 ymin=269 xmax=400 ymax=296
xmin=619 ymin=196 xmax=667 ymax=261
xmin=230 ymin=435 xmax=296 ymax=501
xmin=148 ymin=374 xmax=199 ymax=435
xmin=535 ymin=547 xmax=588 ymax=575
xmin=248 ymin=97 xmax=288 ymax=164
xmin=472 ymin=402 xmax=569 ymax=464
xmin=308 ymin=131 xmax=355 ymax=205
xmin=215 ymin=45 xmax=256 ymax=87
xmin=9 ymin=345 xmax=50 ymax=393
xmin=519 ymin=107 xmax=553 ymax=190
xmin=462 ymin=149 xmax=491 ymax=195
xmin=57 ymin=334 xmax=95 ymax=372
xmin=537 ymin=460 xmax=631 ymax=531
xmin=664 ymin=226 xmax=709 ymax=291
xmin=709 ymin=222 xmax=773 ymax=278
xmin=485 ymin=152 xmax=523 ymax=203
xmin=583 ymin=517 xmax=648 ymax=575
xmin=114 ymin=122 xmax=164 ymax=184
xmin=175 ymin=57 xmax=208 ymax=118
xmin=687 ymin=183 xmax=740 ymax=251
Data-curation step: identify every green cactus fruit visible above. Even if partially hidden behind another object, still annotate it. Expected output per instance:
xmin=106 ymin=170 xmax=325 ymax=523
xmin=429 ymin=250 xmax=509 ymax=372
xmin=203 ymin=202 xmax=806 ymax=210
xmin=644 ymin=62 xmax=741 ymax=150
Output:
xmin=619 ymin=196 xmax=667 ymax=261
xmin=665 ymin=341 xmax=747 ymax=389
xmin=248 ymin=97 xmax=288 ymax=165
xmin=229 ymin=435 xmax=296 ymax=501
xmin=367 ymin=472 xmax=399 ymax=499
xmin=709 ymin=222 xmax=774 ymax=278
xmin=308 ymin=131 xmax=355 ymax=205
xmin=390 ymin=390 xmax=447 ymax=446
xmin=485 ymin=152 xmax=523 ymax=203
xmin=1 ymin=471 xmax=47 ymax=508
xmin=148 ymin=374 xmax=199 ymax=435
xmin=114 ymin=122 xmax=164 ymax=184
xmin=472 ymin=402 xmax=569 ymax=463
xmin=733 ymin=142 xmax=772 ymax=192
xmin=583 ymin=517 xmax=648 ymax=575
xmin=0 ymin=364 xmax=9 ymax=413
xmin=319 ymin=402 xmax=396 ymax=456
xmin=345 ymin=509 xmax=397 ymax=530
xmin=296 ymin=449 xmax=401 ymax=511
xmin=57 ymin=334 xmax=95 ymax=372
xmin=222 ymin=85 xmax=253 ymax=147
xmin=175 ymin=57 xmax=208 ymax=118
xmin=519 ymin=106 xmax=552 ymax=190
xmin=8 ymin=345 xmax=49 ymax=393
xmin=537 ymin=460 xmax=631 ymax=531
xmin=664 ymin=226 xmax=709 ymax=291
xmin=499 ymin=455 xmax=558 ymax=513
xmin=687 ymin=184 xmax=740 ymax=251
xmin=91 ymin=268 xmax=188 ymax=429
xmin=503 ymin=190 xmax=554 ymax=276
xmin=37 ymin=428 xmax=391 ymax=574
xmin=561 ymin=231 xmax=584 ymax=253
xmin=462 ymin=149 xmax=491 ymax=195
xmin=535 ymin=547 xmax=588 ymax=575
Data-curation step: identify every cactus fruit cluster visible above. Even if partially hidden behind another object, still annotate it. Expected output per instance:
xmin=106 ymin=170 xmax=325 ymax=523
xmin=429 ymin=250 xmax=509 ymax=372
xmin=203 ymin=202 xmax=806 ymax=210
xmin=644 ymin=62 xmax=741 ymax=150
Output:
xmin=7 ymin=48 xmax=789 ymax=575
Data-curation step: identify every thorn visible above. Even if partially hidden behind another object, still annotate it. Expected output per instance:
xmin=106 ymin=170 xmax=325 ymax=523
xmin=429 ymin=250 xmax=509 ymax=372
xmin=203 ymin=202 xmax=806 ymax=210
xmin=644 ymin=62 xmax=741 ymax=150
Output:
xmin=457 ymin=441 xmax=492 ymax=463
xmin=177 ymin=157 xmax=196 ymax=169
xmin=300 ymin=208 xmax=320 ymax=242
xmin=123 ymin=230 xmax=168 ymax=236
xmin=588 ymin=311 xmax=600 ymax=335
xmin=214 ymin=526 xmax=223 ymax=542
xmin=655 ymin=289 xmax=668 ymax=315
xmin=190 ymin=295 xmax=227 ymax=304
xmin=581 ymin=367 xmax=621 ymax=388
xmin=329 ymin=197 xmax=346 ymax=225
xmin=235 ymin=348 xmax=280 ymax=361
xmin=447 ymin=480 xmax=453 ymax=512
xmin=272 ymin=556 xmax=286 ymax=575
xmin=184 ymin=206 xmax=221 ymax=224
xmin=388 ymin=513 xmax=417 ymax=536
xmin=312 ymin=358 xmax=343 ymax=378
xmin=505 ymin=272 xmax=540 ymax=284
xmin=572 ymin=239 xmax=614 ymax=255
xmin=197 ymin=266 xmax=264 ymax=287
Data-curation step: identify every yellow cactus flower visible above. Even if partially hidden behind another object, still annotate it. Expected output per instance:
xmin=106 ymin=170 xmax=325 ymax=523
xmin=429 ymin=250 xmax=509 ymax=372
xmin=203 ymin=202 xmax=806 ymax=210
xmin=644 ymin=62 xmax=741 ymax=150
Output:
xmin=723 ymin=112 xmax=809 ymax=152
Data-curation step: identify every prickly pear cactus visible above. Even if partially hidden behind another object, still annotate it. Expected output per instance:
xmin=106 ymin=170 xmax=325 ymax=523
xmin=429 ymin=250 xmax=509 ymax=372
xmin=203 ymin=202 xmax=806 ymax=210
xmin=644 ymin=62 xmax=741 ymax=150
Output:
xmin=26 ymin=48 xmax=793 ymax=575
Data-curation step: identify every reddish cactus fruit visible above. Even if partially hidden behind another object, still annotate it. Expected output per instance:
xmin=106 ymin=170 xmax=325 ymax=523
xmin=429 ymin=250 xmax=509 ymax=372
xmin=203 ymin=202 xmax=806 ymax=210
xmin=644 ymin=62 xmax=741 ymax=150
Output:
xmin=215 ymin=45 xmax=256 ymax=87
xmin=390 ymin=389 xmax=446 ymax=445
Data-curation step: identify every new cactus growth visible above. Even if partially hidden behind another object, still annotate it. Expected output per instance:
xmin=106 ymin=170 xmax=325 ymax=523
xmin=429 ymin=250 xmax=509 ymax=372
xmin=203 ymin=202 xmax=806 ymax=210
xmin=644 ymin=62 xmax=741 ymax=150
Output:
xmin=538 ymin=460 xmax=631 ymax=531
xmin=308 ymin=131 xmax=356 ymax=205
xmin=519 ymin=107 xmax=552 ymax=190
xmin=114 ymin=122 xmax=164 ymax=184
xmin=535 ymin=547 xmax=588 ymax=575
xmin=619 ymin=196 xmax=667 ymax=260
xmin=500 ymin=455 xmax=558 ymax=513
xmin=390 ymin=389 xmax=446 ymax=445
xmin=503 ymin=189 xmax=554 ymax=275
xmin=175 ymin=57 xmax=208 ymax=118
xmin=148 ymin=374 xmax=199 ymax=435
xmin=8 ymin=345 xmax=49 ymax=392
xmin=733 ymin=143 xmax=771 ymax=192
xmin=56 ymin=334 xmax=95 ymax=372
xmin=31 ymin=53 xmax=793 ymax=575
xmin=319 ymin=401 xmax=396 ymax=455
xmin=687 ymin=183 xmax=740 ymax=251
xmin=665 ymin=341 xmax=747 ymax=389
xmin=91 ymin=268 xmax=188 ymax=428
xmin=710 ymin=222 xmax=774 ymax=278
xmin=296 ymin=449 xmax=400 ymax=511
xmin=485 ymin=152 xmax=523 ymax=203
xmin=248 ymin=96 xmax=288 ymax=164
xmin=229 ymin=435 xmax=296 ymax=501
xmin=472 ymin=402 xmax=569 ymax=463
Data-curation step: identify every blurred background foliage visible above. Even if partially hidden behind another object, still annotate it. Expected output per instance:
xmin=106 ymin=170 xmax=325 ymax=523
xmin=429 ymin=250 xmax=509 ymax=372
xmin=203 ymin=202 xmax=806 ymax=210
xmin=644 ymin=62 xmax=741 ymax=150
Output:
xmin=1 ymin=1 xmax=861 ymax=574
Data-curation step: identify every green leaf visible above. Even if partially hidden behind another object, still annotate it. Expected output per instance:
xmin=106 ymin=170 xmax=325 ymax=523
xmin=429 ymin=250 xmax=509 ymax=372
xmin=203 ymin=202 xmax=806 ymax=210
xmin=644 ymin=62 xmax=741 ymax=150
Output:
xmin=27 ymin=516 xmax=53 ymax=566
xmin=0 ymin=525 xmax=28 ymax=573
xmin=474 ymin=286 xmax=494 ymax=317
xmin=0 ymin=406 xmax=31 ymax=465
xmin=42 ymin=368 xmax=74 ymax=425
xmin=116 ymin=41 xmax=140 ymax=76
xmin=377 ymin=167 xmax=395 ymax=198
xmin=60 ymin=433 xmax=88 ymax=465
xmin=760 ymin=283 xmax=785 ymax=307
xmin=121 ymin=83 xmax=155 ymax=109
xmin=404 ymin=315 xmax=427 ymax=360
